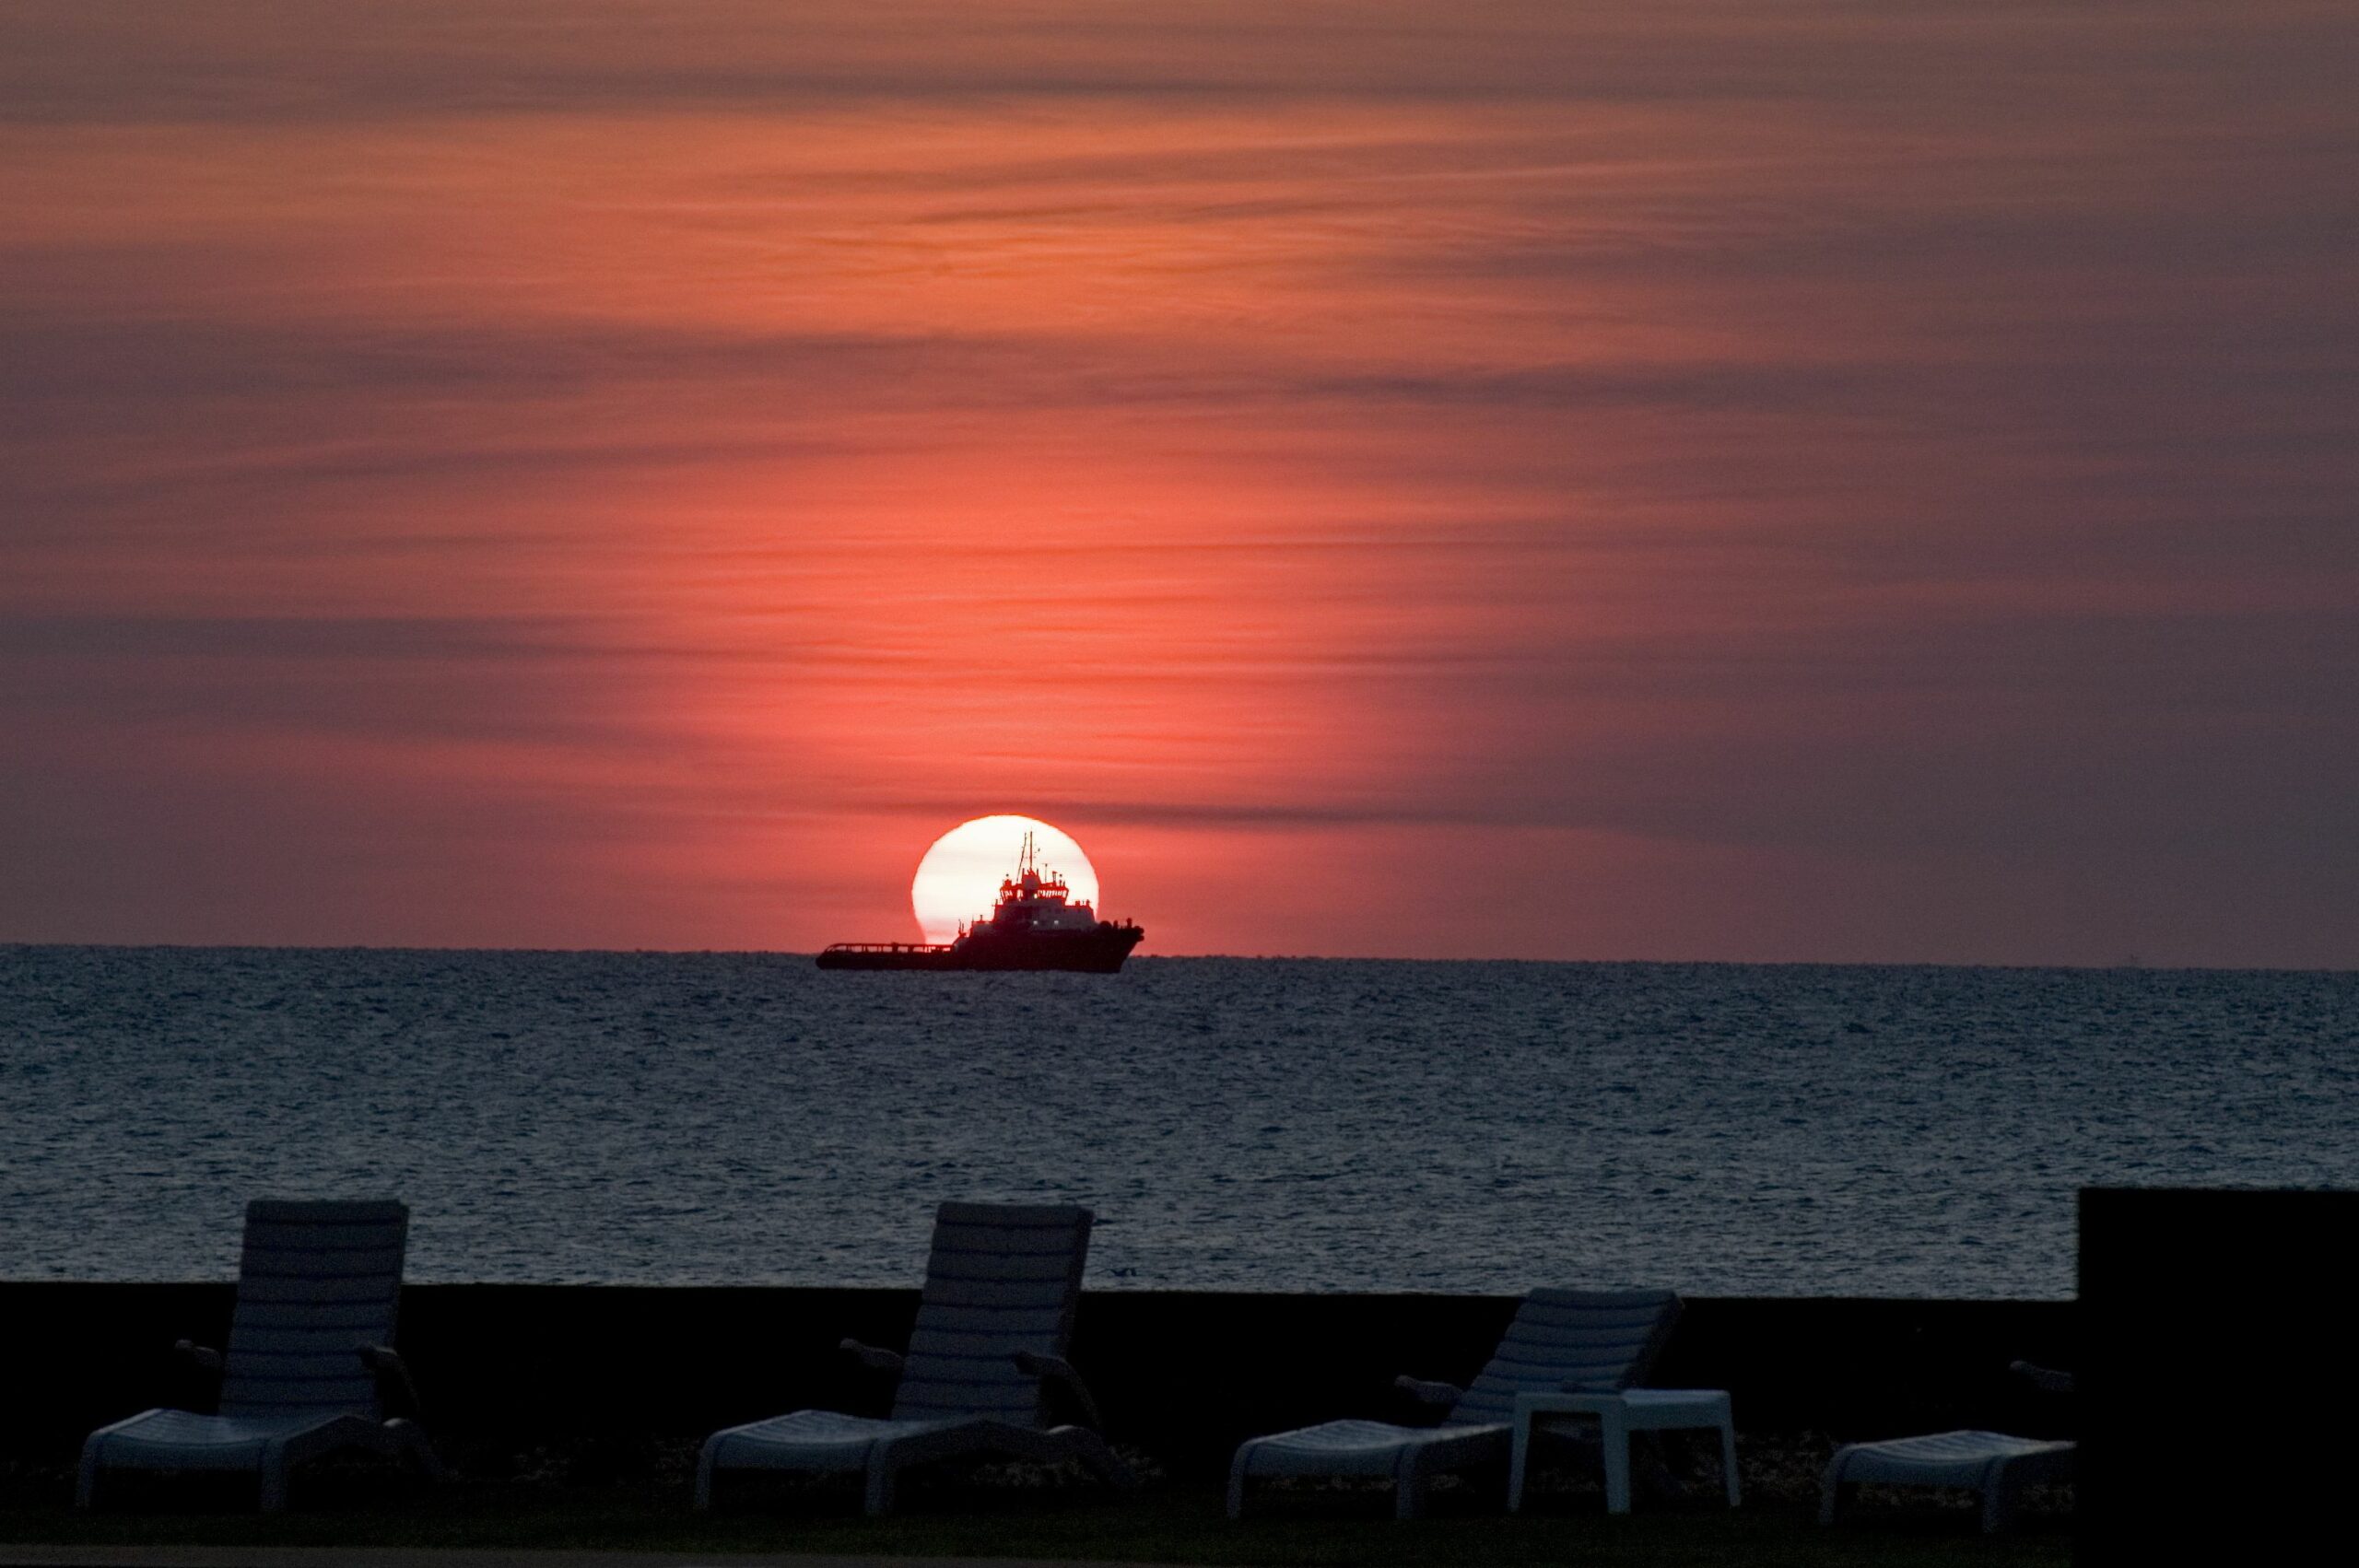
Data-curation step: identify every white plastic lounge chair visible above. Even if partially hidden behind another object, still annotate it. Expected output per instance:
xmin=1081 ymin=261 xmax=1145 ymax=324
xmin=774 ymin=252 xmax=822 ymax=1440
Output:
xmin=697 ymin=1201 xmax=1131 ymax=1515
xmin=1227 ymin=1286 xmax=1686 ymax=1520
xmin=78 ymin=1199 xmax=439 ymax=1512
xmin=1820 ymin=1362 xmax=2075 ymax=1534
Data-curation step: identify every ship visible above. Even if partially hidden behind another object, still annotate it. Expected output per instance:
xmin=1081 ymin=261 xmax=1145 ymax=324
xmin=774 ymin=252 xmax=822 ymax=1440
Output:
xmin=817 ymin=834 xmax=1145 ymax=972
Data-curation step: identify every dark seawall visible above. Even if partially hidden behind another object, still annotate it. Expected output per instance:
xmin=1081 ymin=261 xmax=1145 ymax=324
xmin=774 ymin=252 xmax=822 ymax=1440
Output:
xmin=1 ymin=1285 xmax=2072 ymax=1476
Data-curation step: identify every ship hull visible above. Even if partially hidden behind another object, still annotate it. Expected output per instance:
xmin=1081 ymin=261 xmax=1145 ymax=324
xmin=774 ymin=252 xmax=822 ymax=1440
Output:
xmin=817 ymin=923 xmax=1144 ymax=973
xmin=814 ymin=944 xmax=959 ymax=971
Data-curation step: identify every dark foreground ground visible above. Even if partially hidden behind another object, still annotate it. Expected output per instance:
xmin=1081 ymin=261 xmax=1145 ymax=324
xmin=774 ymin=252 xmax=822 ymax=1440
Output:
xmin=0 ymin=1456 xmax=2068 ymax=1568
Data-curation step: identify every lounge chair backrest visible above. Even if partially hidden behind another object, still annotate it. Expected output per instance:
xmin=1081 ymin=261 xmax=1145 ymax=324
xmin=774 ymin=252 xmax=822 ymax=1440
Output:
xmin=219 ymin=1199 xmax=408 ymax=1421
xmin=1446 ymin=1287 xmax=1683 ymax=1427
xmin=892 ymin=1202 xmax=1092 ymax=1428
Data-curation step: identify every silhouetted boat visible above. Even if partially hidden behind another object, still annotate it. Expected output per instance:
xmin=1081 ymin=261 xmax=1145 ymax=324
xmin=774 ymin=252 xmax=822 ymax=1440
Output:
xmin=817 ymin=834 xmax=1145 ymax=972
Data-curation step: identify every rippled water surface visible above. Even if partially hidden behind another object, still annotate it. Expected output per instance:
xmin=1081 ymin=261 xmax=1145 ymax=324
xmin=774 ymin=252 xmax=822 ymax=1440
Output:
xmin=3 ymin=946 xmax=2353 ymax=1295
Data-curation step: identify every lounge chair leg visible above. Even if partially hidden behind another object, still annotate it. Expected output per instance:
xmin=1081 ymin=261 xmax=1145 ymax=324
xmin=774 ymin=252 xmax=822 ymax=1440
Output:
xmin=387 ymin=1418 xmax=446 ymax=1481
xmin=1600 ymin=1406 xmax=1633 ymax=1515
xmin=1981 ymin=1472 xmax=2019 ymax=1535
xmin=863 ymin=1450 xmax=898 ymax=1516
xmin=1226 ymin=1448 xmax=1253 ymax=1519
xmin=1508 ymin=1411 xmax=1532 ymax=1513
xmin=694 ymin=1442 xmax=718 ymax=1512
xmin=1719 ymin=1415 xmax=1742 ymax=1506
xmin=1065 ymin=1428 xmax=1137 ymax=1489
xmin=1819 ymin=1470 xmax=1853 ymax=1527
xmin=259 ymin=1461 xmax=289 ymax=1514
xmin=1394 ymin=1452 xmax=1429 ymax=1521
xmin=76 ymin=1440 xmax=101 ymax=1510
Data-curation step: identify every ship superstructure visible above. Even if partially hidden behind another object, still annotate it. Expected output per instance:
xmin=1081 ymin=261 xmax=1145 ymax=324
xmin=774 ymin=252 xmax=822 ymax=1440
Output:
xmin=817 ymin=833 xmax=1145 ymax=972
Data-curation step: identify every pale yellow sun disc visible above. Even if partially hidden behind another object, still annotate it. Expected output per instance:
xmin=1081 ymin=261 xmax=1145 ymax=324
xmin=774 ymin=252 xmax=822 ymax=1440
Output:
xmin=910 ymin=815 xmax=1100 ymax=943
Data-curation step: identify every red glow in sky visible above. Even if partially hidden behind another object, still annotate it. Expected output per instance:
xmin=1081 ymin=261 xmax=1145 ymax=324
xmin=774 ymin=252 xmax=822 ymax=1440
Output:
xmin=1 ymin=2 xmax=2353 ymax=965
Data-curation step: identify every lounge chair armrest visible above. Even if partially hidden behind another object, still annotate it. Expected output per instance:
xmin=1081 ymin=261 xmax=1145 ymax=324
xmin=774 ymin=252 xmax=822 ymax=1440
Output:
xmin=1393 ymin=1375 xmax=1464 ymax=1412
xmin=840 ymin=1339 xmax=907 ymax=1376
xmin=358 ymin=1343 xmax=426 ymax=1422
xmin=2010 ymin=1360 xmax=2075 ymax=1395
xmin=1013 ymin=1351 xmax=1108 ymax=1433
xmin=170 ymin=1339 xmax=225 ymax=1410
xmin=174 ymin=1340 xmax=224 ymax=1374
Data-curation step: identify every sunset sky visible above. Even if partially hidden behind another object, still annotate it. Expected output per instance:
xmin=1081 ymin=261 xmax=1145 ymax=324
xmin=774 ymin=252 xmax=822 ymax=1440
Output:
xmin=4 ymin=1 xmax=2353 ymax=965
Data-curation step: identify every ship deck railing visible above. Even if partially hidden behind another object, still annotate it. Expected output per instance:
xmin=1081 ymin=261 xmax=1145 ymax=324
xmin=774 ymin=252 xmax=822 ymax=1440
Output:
xmin=821 ymin=942 xmax=956 ymax=954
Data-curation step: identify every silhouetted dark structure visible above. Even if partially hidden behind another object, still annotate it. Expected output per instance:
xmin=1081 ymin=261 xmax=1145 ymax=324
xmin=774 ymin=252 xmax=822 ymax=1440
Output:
xmin=2079 ymin=1188 xmax=2359 ymax=1562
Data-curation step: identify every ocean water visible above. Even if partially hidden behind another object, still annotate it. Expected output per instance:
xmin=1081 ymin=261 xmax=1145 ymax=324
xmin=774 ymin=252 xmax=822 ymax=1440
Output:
xmin=1 ymin=945 xmax=2353 ymax=1297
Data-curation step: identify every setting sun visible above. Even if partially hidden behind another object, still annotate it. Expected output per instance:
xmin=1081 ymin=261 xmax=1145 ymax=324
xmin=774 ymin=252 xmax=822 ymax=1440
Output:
xmin=910 ymin=815 xmax=1100 ymax=943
